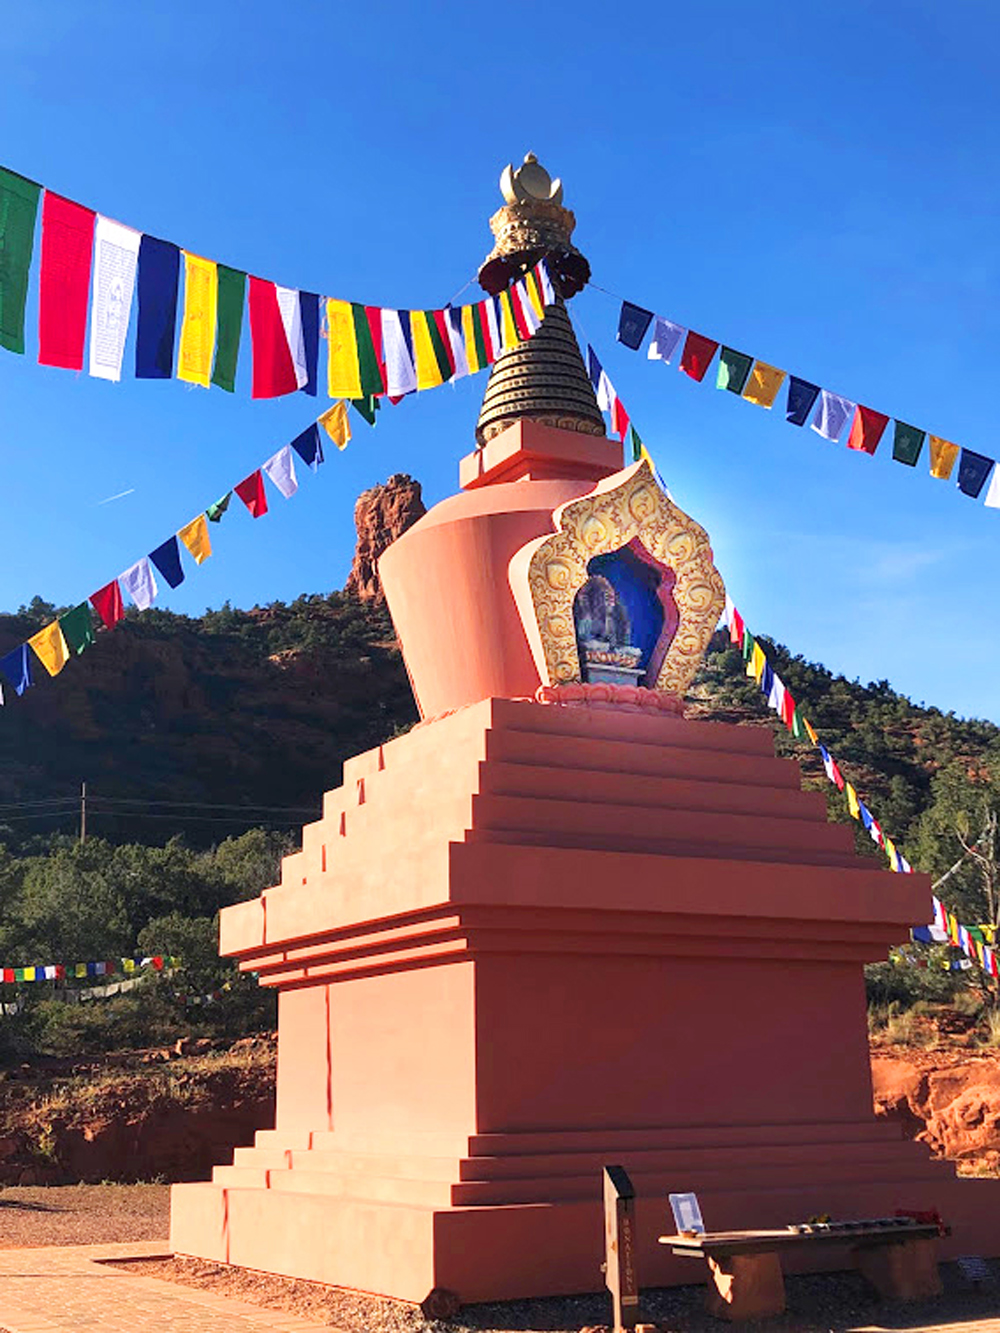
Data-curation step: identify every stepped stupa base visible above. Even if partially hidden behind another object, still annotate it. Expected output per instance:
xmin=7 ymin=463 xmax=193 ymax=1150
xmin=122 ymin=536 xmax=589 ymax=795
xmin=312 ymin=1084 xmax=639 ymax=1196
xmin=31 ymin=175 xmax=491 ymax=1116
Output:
xmin=171 ymin=700 xmax=1000 ymax=1303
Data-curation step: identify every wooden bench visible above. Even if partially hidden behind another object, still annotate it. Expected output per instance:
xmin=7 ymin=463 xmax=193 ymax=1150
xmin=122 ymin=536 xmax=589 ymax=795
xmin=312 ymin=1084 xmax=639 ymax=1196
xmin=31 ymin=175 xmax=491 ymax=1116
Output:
xmin=658 ymin=1220 xmax=943 ymax=1322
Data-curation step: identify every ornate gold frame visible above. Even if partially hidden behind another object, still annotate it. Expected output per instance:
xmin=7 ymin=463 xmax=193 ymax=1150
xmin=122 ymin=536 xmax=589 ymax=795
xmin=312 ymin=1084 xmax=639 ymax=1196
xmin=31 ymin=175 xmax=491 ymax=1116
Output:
xmin=508 ymin=459 xmax=726 ymax=697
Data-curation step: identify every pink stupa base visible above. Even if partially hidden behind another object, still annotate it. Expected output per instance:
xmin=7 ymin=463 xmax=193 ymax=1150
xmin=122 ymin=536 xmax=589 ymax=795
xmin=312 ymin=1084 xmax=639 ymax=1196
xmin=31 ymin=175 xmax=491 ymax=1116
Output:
xmin=170 ymin=699 xmax=1000 ymax=1304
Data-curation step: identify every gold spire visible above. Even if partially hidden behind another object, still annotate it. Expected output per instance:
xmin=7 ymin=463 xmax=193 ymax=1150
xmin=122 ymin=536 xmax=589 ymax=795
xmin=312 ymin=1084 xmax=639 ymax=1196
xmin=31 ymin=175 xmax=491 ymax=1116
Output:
xmin=475 ymin=155 xmax=603 ymax=446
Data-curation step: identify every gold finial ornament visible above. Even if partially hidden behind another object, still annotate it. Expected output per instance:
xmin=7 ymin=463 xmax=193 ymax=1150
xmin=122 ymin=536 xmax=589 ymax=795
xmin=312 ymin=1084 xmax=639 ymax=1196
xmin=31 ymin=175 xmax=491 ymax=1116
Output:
xmin=478 ymin=152 xmax=590 ymax=298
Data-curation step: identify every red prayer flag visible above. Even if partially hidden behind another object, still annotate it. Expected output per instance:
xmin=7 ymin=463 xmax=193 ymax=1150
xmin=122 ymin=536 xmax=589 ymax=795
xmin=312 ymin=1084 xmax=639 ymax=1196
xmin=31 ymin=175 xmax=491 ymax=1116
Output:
xmin=477 ymin=301 xmax=497 ymax=363
xmin=611 ymin=399 xmax=631 ymax=443
xmin=847 ymin=404 xmax=890 ymax=455
xmin=729 ymin=606 xmax=745 ymax=646
xmin=90 ymin=579 xmax=124 ymax=630
xmin=248 ymin=276 xmax=297 ymax=399
xmin=38 ymin=192 xmax=96 ymax=370
xmin=235 ymin=469 xmax=268 ymax=518
xmin=431 ymin=310 xmax=456 ymax=375
xmin=781 ymin=689 xmax=796 ymax=729
xmin=365 ymin=306 xmax=386 ymax=393
xmin=829 ymin=758 xmax=846 ymax=791
xmin=680 ymin=331 xmax=719 ymax=382
xmin=509 ymin=285 xmax=532 ymax=339
xmin=2 ymin=969 xmax=12 ymax=984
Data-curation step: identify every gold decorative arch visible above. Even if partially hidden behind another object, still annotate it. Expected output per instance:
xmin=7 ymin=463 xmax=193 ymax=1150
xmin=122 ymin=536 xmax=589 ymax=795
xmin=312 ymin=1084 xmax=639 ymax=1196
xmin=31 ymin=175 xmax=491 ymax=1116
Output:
xmin=508 ymin=459 xmax=726 ymax=697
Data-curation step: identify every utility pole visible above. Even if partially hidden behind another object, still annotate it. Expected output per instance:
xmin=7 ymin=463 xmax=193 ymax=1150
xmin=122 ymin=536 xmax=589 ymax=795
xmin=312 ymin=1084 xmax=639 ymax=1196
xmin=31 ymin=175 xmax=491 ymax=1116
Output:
xmin=80 ymin=781 xmax=86 ymax=844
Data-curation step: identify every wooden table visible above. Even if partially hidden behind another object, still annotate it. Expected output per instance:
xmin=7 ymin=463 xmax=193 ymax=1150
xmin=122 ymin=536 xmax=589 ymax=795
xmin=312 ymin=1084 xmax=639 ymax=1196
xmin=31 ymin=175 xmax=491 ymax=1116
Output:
xmin=659 ymin=1221 xmax=943 ymax=1321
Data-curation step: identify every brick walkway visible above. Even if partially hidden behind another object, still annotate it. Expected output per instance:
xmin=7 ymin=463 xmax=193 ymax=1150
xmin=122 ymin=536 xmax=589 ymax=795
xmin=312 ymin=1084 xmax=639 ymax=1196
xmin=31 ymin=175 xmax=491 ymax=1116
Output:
xmin=0 ymin=1242 xmax=332 ymax=1333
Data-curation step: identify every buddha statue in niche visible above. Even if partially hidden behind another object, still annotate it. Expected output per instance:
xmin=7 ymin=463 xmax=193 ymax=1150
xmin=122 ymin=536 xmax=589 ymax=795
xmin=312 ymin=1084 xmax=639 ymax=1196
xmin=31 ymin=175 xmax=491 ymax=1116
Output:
xmin=572 ymin=537 xmax=680 ymax=688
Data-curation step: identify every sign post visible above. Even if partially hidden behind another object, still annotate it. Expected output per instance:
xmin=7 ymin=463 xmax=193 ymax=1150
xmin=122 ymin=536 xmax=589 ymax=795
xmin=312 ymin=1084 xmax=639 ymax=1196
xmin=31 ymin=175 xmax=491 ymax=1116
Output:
xmin=603 ymin=1164 xmax=640 ymax=1331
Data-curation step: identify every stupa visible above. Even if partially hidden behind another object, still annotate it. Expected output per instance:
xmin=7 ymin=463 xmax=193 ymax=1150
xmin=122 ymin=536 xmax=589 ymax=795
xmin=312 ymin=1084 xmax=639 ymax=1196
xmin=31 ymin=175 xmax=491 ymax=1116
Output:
xmin=171 ymin=155 xmax=1000 ymax=1305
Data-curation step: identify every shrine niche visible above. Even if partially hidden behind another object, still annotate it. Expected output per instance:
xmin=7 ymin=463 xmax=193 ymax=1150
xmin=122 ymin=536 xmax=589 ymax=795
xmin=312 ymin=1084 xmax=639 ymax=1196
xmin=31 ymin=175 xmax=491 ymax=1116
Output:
xmin=509 ymin=458 xmax=725 ymax=701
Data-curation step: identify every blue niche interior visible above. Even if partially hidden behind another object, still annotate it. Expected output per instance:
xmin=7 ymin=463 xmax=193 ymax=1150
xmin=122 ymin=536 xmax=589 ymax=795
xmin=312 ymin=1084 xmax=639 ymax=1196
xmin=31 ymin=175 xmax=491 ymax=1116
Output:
xmin=572 ymin=539 xmax=679 ymax=688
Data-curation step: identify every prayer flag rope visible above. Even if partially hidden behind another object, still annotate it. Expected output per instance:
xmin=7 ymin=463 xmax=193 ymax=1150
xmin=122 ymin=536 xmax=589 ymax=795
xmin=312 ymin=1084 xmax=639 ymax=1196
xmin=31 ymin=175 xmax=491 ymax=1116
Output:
xmin=0 ymin=161 xmax=553 ymax=400
xmin=0 ymin=402 xmax=368 ymax=706
xmin=0 ymin=954 xmax=177 ymax=983
xmin=612 ymin=297 xmax=1000 ymax=513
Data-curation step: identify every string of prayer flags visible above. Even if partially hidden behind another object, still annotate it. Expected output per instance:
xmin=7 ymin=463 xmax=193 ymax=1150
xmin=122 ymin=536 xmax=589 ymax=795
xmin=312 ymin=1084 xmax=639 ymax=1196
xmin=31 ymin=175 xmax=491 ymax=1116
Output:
xmin=0 ymin=954 xmax=176 ymax=985
xmin=90 ymin=581 xmax=124 ymax=630
xmin=178 ymin=514 xmax=212 ymax=564
xmin=742 ymin=362 xmax=785 ymax=409
xmin=958 ymin=449 xmax=994 ymax=498
xmin=617 ymin=301 xmax=654 ymax=351
xmin=847 ymin=405 xmax=890 ymax=456
xmin=120 ymin=557 xmax=158 ymax=611
xmin=88 ymin=218 xmax=140 ymax=383
xmin=38 ymin=193 xmax=95 ymax=370
xmin=27 ymin=622 xmax=69 ymax=678
xmin=177 ymin=252 xmax=218 ymax=388
xmin=723 ymin=596 xmax=911 ymax=876
xmin=234 ymin=469 xmax=268 ymax=518
xmin=211 ymin=266 xmax=246 ymax=393
xmin=786 ymin=377 xmax=820 ymax=427
xmin=679 ymin=331 xmax=718 ymax=382
xmin=136 ymin=236 xmax=180 ymax=379
xmin=262 ymin=445 xmax=297 ymax=499
xmin=0 ymin=168 xmax=41 ymax=355
xmin=149 ymin=537 xmax=185 ymax=590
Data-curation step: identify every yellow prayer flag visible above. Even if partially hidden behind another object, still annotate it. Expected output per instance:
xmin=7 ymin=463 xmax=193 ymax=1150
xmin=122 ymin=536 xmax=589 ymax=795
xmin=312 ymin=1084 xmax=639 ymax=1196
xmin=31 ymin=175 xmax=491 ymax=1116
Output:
xmin=75 ymin=963 xmax=87 ymax=978
xmin=742 ymin=361 xmax=786 ymax=408
xmin=803 ymin=718 xmax=819 ymax=745
xmin=461 ymin=304 xmax=482 ymax=374
xmin=23 ymin=967 xmax=35 ymax=981
xmin=524 ymin=270 xmax=545 ymax=319
xmin=929 ymin=435 xmax=959 ymax=479
xmin=318 ymin=401 xmax=351 ymax=450
xmin=28 ymin=621 xmax=70 ymax=677
xmin=845 ymin=782 xmax=861 ymax=820
xmin=122 ymin=957 xmax=135 ymax=974
xmin=639 ymin=445 xmax=656 ymax=471
xmin=409 ymin=311 xmax=443 ymax=390
xmin=177 ymin=252 xmax=218 ymax=389
xmin=326 ymin=299 xmax=362 ymax=398
xmin=883 ymin=836 xmax=897 ymax=868
xmin=178 ymin=513 xmax=213 ymax=566
xmin=749 ymin=642 xmax=766 ymax=683
xmin=499 ymin=290 xmax=519 ymax=350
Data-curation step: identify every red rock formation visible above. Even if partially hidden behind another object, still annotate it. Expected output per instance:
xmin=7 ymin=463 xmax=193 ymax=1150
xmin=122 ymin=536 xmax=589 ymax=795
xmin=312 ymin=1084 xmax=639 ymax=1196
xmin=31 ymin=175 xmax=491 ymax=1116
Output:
xmin=345 ymin=474 xmax=426 ymax=603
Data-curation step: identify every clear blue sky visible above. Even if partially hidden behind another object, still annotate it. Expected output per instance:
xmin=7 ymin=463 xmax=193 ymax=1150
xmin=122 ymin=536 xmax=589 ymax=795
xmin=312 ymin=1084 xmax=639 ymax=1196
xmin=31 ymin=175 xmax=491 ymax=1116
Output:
xmin=1 ymin=1 xmax=998 ymax=718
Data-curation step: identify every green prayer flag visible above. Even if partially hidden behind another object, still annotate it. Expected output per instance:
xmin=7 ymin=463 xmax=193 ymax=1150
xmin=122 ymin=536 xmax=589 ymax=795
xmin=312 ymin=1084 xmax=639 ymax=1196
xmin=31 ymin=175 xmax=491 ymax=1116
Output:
xmin=892 ymin=420 xmax=926 ymax=467
xmin=13 ymin=968 xmax=23 ymax=982
xmin=0 ymin=168 xmax=41 ymax=356
xmin=350 ymin=394 xmax=380 ymax=426
xmin=472 ymin=307 xmax=488 ymax=370
xmin=791 ymin=706 xmax=806 ymax=739
xmin=59 ymin=603 xmax=96 ymax=656
xmin=206 ymin=491 xmax=232 ymax=523
xmin=426 ymin=312 xmax=454 ymax=383
xmin=716 ymin=346 xmax=753 ymax=395
xmin=629 ymin=425 xmax=643 ymax=463
xmin=211 ymin=266 xmax=246 ymax=393
xmin=351 ymin=304 xmax=383 ymax=398
xmin=742 ymin=630 xmax=754 ymax=662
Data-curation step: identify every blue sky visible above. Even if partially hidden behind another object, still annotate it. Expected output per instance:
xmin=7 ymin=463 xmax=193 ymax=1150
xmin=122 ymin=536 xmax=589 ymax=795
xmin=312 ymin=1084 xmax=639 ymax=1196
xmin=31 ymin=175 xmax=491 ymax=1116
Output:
xmin=2 ymin=1 xmax=999 ymax=717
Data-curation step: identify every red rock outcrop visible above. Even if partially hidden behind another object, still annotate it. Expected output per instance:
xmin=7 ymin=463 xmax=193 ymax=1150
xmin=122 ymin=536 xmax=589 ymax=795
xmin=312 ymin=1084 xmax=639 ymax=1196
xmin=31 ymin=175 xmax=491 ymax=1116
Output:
xmin=345 ymin=474 xmax=426 ymax=603
xmin=872 ymin=1044 xmax=1000 ymax=1175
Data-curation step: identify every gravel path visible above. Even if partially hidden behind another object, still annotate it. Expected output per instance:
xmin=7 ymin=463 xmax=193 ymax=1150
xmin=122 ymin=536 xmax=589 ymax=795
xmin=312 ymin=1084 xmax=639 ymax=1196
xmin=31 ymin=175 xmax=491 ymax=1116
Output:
xmin=0 ymin=1183 xmax=169 ymax=1248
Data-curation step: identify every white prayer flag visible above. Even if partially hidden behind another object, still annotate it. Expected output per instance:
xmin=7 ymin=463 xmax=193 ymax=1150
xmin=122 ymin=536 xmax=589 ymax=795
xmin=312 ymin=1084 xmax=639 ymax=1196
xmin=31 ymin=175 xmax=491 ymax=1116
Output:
xmin=647 ymin=317 xmax=685 ymax=365
xmin=484 ymin=297 xmax=501 ymax=359
xmin=446 ymin=308 xmax=469 ymax=380
xmin=275 ymin=285 xmax=308 ymax=389
xmin=120 ymin=558 xmax=158 ymax=611
xmin=515 ymin=279 xmax=542 ymax=335
xmin=596 ymin=369 xmax=617 ymax=414
xmin=985 ymin=468 xmax=1000 ymax=508
xmin=89 ymin=217 xmax=141 ymax=382
xmin=263 ymin=445 xmax=298 ymax=499
xmin=381 ymin=310 xmax=417 ymax=396
xmin=810 ymin=390 xmax=855 ymax=442
xmin=767 ymin=673 xmax=786 ymax=715
xmin=537 ymin=261 xmax=555 ymax=306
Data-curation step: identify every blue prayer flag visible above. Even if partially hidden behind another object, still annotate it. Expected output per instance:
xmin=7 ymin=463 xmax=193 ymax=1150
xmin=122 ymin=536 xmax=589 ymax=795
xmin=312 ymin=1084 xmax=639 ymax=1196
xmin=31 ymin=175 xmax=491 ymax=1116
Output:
xmin=587 ymin=345 xmax=604 ymax=392
xmin=149 ymin=536 xmax=185 ymax=589
xmin=290 ymin=424 xmax=323 ymax=471
xmin=135 ymin=236 xmax=180 ymax=378
xmin=957 ymin=448 xmax=994 ymax=498
xmin=858 ymin=802 xmax=873 ymax=830
xmin=786 ymin=377 xmax=821 ymax=427
xmin=0 ymin=644 xmax=32 ymax=696
xmin=300 ymin=291 xmax=320 ymax=397
xmin=617 ymin=301 xmax=654 ymax=351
